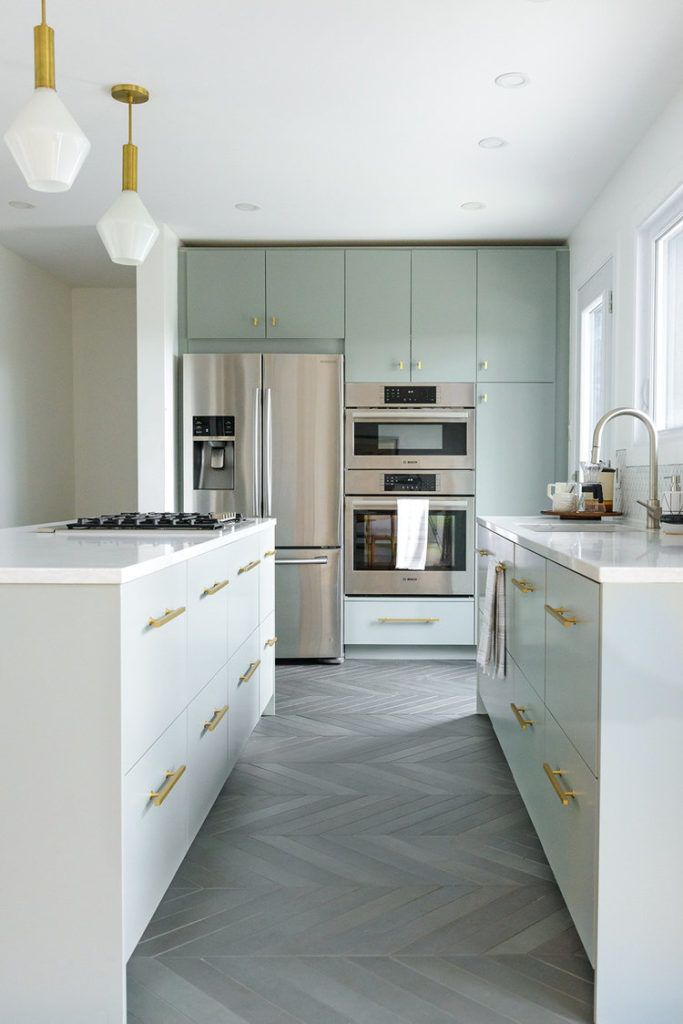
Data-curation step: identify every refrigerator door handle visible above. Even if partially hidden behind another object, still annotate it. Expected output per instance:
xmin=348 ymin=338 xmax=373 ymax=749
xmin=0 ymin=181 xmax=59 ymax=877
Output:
xmin=253 ymin=386 xmax=261 ymax=517
xmin=275 ymin=556 xmax=329 ymax=565
xmin=264 ymin=387 xmax=273 ymax=517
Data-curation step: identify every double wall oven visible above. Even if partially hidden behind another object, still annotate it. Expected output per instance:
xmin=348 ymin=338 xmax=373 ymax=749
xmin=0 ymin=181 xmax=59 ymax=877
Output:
xmin=344 ymin=383 xmax=475 ymax=597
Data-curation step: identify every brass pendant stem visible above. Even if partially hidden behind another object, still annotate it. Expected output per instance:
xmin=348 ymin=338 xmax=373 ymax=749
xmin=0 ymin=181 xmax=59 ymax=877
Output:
xmin=122 ymin=142 xmax=138 ymax=192
xmin=34 ymin=21 xmax=55 ymax=89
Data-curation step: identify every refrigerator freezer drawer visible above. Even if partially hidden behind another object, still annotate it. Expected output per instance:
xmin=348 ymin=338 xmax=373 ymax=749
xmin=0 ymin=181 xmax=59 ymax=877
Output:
xmin=275 ymin=548 xmax=342 ymax=659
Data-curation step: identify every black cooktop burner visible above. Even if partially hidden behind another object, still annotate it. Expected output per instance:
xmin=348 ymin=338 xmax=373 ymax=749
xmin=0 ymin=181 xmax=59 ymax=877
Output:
xmin=66 ymin=512 xmax=246 ymax=531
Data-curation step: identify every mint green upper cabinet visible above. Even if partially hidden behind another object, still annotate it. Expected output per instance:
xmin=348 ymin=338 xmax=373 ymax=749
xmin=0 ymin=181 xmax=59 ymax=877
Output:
xmin=411 ymin=250 xmax=476 ymax=382
xmin=477 ymin=249 xmax=557 ymax=382
xmin=345 ymin=250 xmax=411 ymax=382
xmin=185 ymin=249 xmax=266 ymax=340
xmin=265 ymin=249 xmax=344 ymax=339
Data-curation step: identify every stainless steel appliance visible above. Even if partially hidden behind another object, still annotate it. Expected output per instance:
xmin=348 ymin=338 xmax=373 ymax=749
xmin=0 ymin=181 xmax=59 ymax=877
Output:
xmin=344 ymin=383 xmax=475 ymax=597
xmin=183 ymin=353 xmax=343 ymax=659
xmin=345 ymin=382 xmax=475 ymax=472
xmin=65 ymin=512 xmax=245 ymax=531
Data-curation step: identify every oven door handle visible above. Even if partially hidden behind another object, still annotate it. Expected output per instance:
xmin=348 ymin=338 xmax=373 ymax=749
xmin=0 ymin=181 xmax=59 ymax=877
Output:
xmin=275 ymin=556 xmax=329 ymax=566
xmin=347 ymin=409 xmax=472 ymax=422
xmin=347 ymin=498 xmax=472 ymax=510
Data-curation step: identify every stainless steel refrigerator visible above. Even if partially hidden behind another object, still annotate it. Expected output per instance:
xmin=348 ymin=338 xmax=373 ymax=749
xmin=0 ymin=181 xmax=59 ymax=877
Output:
xmin=182 ymin=353 xmax=343 ymax=659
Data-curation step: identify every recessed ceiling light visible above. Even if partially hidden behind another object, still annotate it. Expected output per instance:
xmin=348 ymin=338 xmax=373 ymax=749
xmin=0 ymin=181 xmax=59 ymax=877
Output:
xmin=495 ymin=72 xmax=529 ymax=89
xmin=478 ymin=137 xmax=507 ymax=149
xmin=234 ymin=202 xmax=260 ymax=212
xmin=8 ymin=199 xmax=36 ymax=209
xmin=461 ymin=202 xmax=486 ymax=211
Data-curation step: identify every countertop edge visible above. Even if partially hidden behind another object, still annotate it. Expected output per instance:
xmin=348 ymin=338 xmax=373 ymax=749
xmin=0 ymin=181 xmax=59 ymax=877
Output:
xmin=476 ymin=515 xmax=683 ymax=583
xmin=0 ymin=518 xmax=276 ymax=585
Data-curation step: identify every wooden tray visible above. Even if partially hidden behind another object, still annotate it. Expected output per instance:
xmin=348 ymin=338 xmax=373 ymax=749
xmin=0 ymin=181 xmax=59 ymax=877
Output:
xmin=541 ymin=509 xmax=623 ymax=521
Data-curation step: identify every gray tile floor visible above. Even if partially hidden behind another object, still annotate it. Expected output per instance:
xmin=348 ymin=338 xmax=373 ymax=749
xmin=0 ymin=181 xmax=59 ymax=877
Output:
xmin=128 ymin=660 xmax=594 ymax=1023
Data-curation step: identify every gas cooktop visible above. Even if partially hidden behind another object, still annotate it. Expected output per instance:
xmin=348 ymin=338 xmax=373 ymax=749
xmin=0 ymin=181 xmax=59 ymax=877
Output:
xmin=66 ymin=512 xmax=246 ymax=531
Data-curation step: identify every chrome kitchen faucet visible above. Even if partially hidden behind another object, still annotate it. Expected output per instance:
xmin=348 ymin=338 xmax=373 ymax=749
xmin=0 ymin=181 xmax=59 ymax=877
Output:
xmin=590 ymin=407 xmax=661 ymax=529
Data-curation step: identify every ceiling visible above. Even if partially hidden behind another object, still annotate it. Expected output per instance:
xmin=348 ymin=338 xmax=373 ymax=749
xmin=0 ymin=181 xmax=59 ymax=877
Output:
xmin=1 ymin=0 xmax=682 ymax=287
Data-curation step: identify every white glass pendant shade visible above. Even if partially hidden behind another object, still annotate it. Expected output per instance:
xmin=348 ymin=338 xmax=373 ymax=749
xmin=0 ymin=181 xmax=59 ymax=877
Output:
xmin=4 ymin=87 xmax=91 ymax=192
xmin=96 ymin=189 xmax=159 ymax=266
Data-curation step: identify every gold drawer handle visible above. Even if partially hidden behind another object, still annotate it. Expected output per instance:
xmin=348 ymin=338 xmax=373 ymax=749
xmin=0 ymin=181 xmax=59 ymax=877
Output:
xmin=149 ymin=764 xmax=186 ymax=806
xmin=264 ymin=550 xmax=276 ymax=557
xmin=265 ymin=636 xmax=278 ymax=648
xmin=545 ymin=604 xmax=577 ymax=627
xmin=377 ymin=617 xmax=439 ymax=623
xmin=239 ymin=659 xmax=261 ymax=683
xmin=511 ymin=577 xmax=534 ymax=593
xmin=203 ymin=579 xmax=229 ymax=596
xmin=148 ymin=606 xmax=186 ymax=629
xmin=510 ymin=703 xmax=534 ymax=729
xmin=238 ymin=559 xmax=261 ymax=574
xmin=253 ymin=316 xmax=260 ymax=326
xmin=477 ymin=548 xmax=490 ymax=557
xmin=204 ymin=704 xmax=229 ymax=731
xmin=271 ymin=316 xmax=277 ymax=327
xmin=543 ymin=762 xmax=575 ymax=805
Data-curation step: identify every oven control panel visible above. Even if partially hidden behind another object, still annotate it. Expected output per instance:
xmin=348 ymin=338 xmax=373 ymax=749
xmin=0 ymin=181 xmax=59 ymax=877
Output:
xmin=383 ymin=473 xmax=437 ymax=492
xmin=383 ymin=385 xmax=437 ymax=404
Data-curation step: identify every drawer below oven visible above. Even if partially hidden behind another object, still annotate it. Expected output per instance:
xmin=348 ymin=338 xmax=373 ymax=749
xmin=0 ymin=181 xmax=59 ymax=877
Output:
xmin=344 ymin=597 xmax=474 ymax=645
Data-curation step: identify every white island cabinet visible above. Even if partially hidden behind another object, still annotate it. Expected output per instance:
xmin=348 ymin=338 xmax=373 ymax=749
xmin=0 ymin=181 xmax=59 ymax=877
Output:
xmin=0 ymin=518 xmax=275 ymax=1024
xmin=476 ymin=516 xmax=683 ymax=1024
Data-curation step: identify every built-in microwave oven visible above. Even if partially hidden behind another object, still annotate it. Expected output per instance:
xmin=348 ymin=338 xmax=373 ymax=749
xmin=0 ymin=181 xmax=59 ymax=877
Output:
xmin=344 ymin=383 xmax=475 ymax=472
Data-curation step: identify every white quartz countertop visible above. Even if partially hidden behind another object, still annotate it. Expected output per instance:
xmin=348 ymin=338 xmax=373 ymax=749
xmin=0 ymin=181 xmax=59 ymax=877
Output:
xmin=477 ymin=515 xmax=683 ymax=583
xmin=0 ymin=518 xmax=275 ymax=584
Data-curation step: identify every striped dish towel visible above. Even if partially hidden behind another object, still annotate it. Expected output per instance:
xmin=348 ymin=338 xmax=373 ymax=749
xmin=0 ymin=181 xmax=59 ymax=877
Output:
xmin=476 ymin=559 xmax=506 ymax=679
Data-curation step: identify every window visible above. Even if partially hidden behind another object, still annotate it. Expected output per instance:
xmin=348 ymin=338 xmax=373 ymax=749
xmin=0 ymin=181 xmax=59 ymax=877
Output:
xmin=639 ymin=185 xmax=683 ymax=434
xmin=577 ymin=261 xmax=613 ymax=462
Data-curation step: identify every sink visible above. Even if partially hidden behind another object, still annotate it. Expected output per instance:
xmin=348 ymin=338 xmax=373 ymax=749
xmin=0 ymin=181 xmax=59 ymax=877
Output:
xmin=519 ymin=521 xmax=634 ymax=533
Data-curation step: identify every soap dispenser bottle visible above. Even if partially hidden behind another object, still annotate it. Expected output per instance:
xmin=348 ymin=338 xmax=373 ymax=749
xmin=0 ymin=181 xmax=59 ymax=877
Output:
xmin=663 ymin=474 xmax=682 ymax=516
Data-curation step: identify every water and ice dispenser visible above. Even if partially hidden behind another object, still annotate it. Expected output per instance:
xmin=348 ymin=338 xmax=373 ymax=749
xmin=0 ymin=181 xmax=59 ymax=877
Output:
xmin=192 ymin=415 xmax=235 ymax=490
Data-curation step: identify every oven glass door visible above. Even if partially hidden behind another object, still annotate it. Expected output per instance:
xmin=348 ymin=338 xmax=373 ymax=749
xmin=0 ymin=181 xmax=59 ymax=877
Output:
xmin=345 ymin=497 xmax=474 ymax=596
xmin=345 ymin=409 xmax=474 ymax=470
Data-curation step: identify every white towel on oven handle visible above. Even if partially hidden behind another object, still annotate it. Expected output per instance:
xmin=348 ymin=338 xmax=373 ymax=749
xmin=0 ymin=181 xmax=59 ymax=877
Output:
xmin=395 ymin=498 xmax=429 ymax=570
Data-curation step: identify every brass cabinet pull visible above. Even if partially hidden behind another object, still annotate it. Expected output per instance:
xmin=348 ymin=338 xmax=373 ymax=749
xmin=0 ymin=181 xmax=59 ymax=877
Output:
xmin=271 ymin=316 xmax=277 ymax=327
xmin=239 ymin=659 xmax=261 ymax=683
xmin=416 ymin=360 xmax=422 ymax=370
xmin=204 ymin=704 xmax=229 ymax=731
xmin=148 ymin=606 xmax=186 ymax=629
xmin=252 ymin=316 xmax=259 ymax=326
xmin=238 ymin=559 xmax=261 ymax=574
xmin=265 ymin=636 xmax=278 ymax=648
xmin=511 ymin=577 xmax=535 ymax=593
xmin=149 ymin=764 xmax=186 ymax=806
xmin=480 ymin=360 xmax=488 ymax=370
xmin=264 ymin=550 xmax=276 ymax=557
xmin=203 ymin=579 xmax=229 ymax=596
xmin=480 ymin=393 xmax=488 ymax=403
xmin=543 ymin=762 xmax=575 ymax=805
xmin=545 ymin=604 xmax=577 ymax=627
xmin=477 ymin=548 xmax=490 ymax=557
xmin=510 ymin=702 xmax=534 ymax=729
xmin=398 ymin=360 xmax=404 ymax=370
xmin=377 ymin=617 xmax=439 ymax=623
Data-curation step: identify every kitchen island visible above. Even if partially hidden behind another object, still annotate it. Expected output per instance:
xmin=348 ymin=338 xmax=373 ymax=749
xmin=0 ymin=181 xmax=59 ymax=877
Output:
xmin=476 ymin=516 xmax=683 ymax=1024
xmin=0 ymin=517 xmax=276 ymax=1024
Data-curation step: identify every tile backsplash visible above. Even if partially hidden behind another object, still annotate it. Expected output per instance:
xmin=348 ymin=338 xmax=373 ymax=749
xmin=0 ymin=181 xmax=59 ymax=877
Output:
xmin=614 ymin=449 xmax=683 ymax=522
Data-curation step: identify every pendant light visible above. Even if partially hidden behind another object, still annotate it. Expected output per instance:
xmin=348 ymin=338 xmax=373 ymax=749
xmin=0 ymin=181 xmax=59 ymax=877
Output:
xmin=4 ymin=0 xmax=90 ymax=192
xmin=97 ymin=84 xmax=159 ymax=267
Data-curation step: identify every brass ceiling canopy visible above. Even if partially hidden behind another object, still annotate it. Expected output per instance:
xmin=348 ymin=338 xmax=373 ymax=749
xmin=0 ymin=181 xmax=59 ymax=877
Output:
xmin=110 ymin=84 xmax=150 ymax=105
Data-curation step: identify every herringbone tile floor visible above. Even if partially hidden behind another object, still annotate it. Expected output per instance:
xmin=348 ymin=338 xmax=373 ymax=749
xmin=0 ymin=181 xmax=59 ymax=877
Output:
xmin=128 ymin=660 xmax=594 ymax=1023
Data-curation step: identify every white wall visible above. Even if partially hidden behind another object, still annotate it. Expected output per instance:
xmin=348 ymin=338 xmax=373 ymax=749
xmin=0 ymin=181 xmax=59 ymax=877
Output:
xmin=569 ymin=82 xmax=683 ymax=468
xmin=0 ymin=244 xmax=74 ymax=527
xmin=72 ymin=288 xmax=137 ymax=514
xmin=136 ymin=225 xmax=180 ymax=510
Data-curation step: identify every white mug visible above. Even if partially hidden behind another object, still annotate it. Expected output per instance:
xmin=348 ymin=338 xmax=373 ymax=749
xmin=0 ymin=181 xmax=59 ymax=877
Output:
xmin=547 ymin=481 xmax=575 ymax=498
xmin=552 ymin=492 xmax=578 ymax=512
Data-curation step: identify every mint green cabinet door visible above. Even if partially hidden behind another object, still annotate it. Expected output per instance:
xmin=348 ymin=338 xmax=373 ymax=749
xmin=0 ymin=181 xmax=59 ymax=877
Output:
xmin=477 ymin=249 xmax=557 ymax=382
xmin=411 ymin=250 xmax=476 ymax=382
xmin=345 ymin=250 xmax=411 ymax=382
xmin=266 ymin=249 xmax=344 ymax=339
xmin=185 ymin=249 xmax=265 ymax=339
xmin=476 ymin=383 xmax=556 ymax=516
